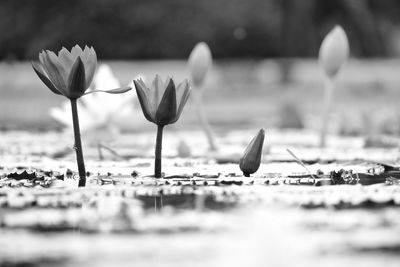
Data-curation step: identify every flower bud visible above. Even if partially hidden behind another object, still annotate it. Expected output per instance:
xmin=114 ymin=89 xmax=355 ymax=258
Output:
xmin=319 ymin=25 xmax=349 ymax=78
xmin=188 ymin=42 xmax=212 ymax=87
xmin=239 ymin=129 xmax=265 ymax=177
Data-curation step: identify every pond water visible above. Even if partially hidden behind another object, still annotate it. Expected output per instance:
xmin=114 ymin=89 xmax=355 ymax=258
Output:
xmin=0 ymin=130 xmax=399 ymax=266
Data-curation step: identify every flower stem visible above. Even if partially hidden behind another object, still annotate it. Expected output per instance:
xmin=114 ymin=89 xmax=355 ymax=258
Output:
xmin=155 ymin=125 xmax=164 ymax=178
xmin=319 ymin=77 xmax=335 ymax=148
xmin=193 ymin=90 xmax=218 ymax=151
xmin=70 ymin=99 xmax=86 ymax=187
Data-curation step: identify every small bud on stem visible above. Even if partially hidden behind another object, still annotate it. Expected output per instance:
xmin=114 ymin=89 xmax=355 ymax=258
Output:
xmin=239 ymin=129 xmax=265 ymax=177
xmin=318 ymin=26 xmax=349 ymax=148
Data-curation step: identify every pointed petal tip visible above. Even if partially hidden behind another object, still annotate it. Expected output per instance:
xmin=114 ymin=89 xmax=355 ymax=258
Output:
xmin=154 ymin=74 xmax=162 ymax=83
xmin=133 ymin=79 xmax=142 ymax=89
xmin=31 ymin=60 xmax=39 ymax=68
xmin=167 ymin=77 xmax=175 ymax=88
xmin=178 ymin=79 xmax=190 ymax=91
xmin=58 ymin=47 xmax=70 ymax=57
xmin=76 ymin=56 xmax=84 ymax=65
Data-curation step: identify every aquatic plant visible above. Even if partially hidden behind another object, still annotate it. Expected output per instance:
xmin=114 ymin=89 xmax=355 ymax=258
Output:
xmin=32 ymin=45 xmax=131 ymax=186
xmin=318 ymin=26 xmax=349 ymax=148
xmin=134 ymin=75 xmax=191 ymax=178
xmin=239 ymin=129 xmax=265 ymax=177
xmin=188 ymin=42 xmax=218 ymax=151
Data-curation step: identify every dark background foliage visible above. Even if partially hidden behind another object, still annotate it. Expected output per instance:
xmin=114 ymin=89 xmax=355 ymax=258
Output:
xmin=0 ymin=0 xmax=399 ymax=60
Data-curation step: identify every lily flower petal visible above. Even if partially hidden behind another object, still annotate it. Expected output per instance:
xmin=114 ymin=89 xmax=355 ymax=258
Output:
xmin=68 ymin=57 xmax=86 ymax=99
xmin=134 ymin=80 xmax=156 ymax=122
xmin=41 ymin=52 xmax=68 ymax=95
xmin=151 ymin=75 xmax=165 ymax=109
xmin=84 ymin=47 xmax=97 ymax=88
xmin=71 ymin=45 xmax=83 ymax=58
xmin=155 ymin=79 xmax=177 ymax=125
xmin=58 ymin=47 xmax=75 ymax=72
xmin=172 ymin=79 xmax=191 ymax=123
xmin=32 ymin=61 xmax=62 ymax=95
xmin=46 ymin=50 xmax=69 ymax=82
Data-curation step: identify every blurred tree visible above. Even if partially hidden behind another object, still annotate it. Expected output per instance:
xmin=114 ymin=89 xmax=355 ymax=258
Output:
xmin=0 ymin=0 xmax=398 ymax=60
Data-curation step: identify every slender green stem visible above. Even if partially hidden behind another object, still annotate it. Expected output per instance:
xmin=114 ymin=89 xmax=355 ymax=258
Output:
xmin=97 ymin=142 xmax=104 ymax=161
xmin=319 ymin=77 xmax=335 ymax=148
xmin=155 ymin=125 xmax=164 ymax=178
xmin=193 ymin=90 xmax=218 ymax=151
xmin=70 ymin=99 xmax=86 ymax=187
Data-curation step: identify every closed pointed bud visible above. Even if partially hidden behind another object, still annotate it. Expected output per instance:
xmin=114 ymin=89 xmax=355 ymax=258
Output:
xmin=239 ymin=129 xmax=265 ymax=177
xmin=319 ymin=25 xmax=349 ymax=78
xmin=188 ymin=42 xmax=212 ymax=87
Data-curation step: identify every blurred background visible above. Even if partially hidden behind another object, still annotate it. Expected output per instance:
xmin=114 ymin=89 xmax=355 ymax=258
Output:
xmin=1 ymin=0 xmax=400 ymax=136
xmin=2 ymin=0 xmax=400 ymax=60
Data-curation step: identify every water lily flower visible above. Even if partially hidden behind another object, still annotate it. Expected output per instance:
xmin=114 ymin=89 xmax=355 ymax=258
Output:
xmin=188 ymin=42 xmax=217 ymax=151
xmin=32 ymin=45 xmax=131 ymax=187
xmin=318 ymin=26 xmax=349 ymax=148
xmin=32 ymin=45 xmax=97 ymax=99
xmin=239 ymin=129 xmax=265 ymax=177
xmin=133 ymin=75 xmax=191 ymax=178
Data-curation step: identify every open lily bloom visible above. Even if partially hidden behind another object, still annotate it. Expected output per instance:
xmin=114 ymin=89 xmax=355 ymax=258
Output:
xmin=32 ymin=45 xmax=130 ymax=99
xmin=50 ymin=64 xmax=139 ymax=140
xmin=134 ymin=75 xmax=191 ymax=126
xmin=33 ymin=45 xmax=131 ymax=187
xmin=32 ymin=45 xmax=97 ymax=99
